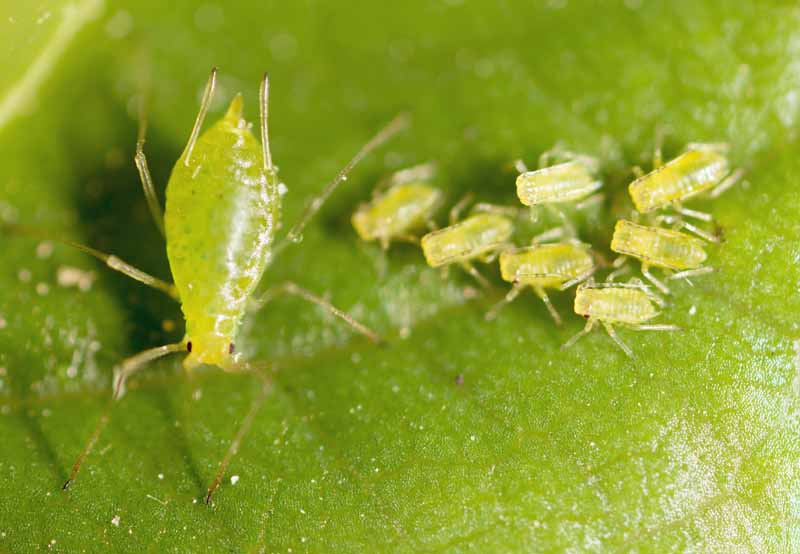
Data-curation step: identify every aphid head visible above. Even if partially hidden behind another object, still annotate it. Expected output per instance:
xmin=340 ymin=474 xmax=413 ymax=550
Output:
xmin=183 ymin=335 xmax=239 ymax=372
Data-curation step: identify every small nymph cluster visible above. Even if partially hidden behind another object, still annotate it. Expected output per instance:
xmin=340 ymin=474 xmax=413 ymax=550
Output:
xmin=352 ymin=141 xmax=741 ymax=357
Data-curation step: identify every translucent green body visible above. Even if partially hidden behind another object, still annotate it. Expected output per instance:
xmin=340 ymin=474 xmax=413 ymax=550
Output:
xmin=165 ymin=97 xmax=280 ymax=369
xmin=574 ymin=285 xmax=659 ymax=325
xmin=351 ymin=183 xmax=442 ymax=248
xmin=516 ymin=160 xmax=601 ymax=206
xmin=420 ymin=214 xmax=513 ymax=267
xmin=499 ymin=243 xmax=592 ymax=288
xmin=611 ymin=220 xmax=707 ymax=270
xmin=629 ymin=148 xmax=729 ymax=213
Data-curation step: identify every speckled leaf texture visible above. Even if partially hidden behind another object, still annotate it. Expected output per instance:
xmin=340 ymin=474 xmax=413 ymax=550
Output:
xmin=0 ymin=1 xmax=798 ymax=553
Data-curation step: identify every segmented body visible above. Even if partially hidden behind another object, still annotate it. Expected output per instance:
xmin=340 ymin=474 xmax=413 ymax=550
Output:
xmin=421 ymin=214 xmax=513 ymax=267
xmin=628 ymin=148 xmax=729 ymax=213
xmin=573 ymin=284 xmax=659 ymax=325
xmin=499 ymin=243 xmax=592 ymax=289
xmin=165 ymin=97 xmax=280 ymax=369
xmin=516 ymin=160 xmax=601 ymax=206
xmin=351 ymin=183 xmax=442 ymax=246
xmin=610 ymin=220 xmax=706 ymax=270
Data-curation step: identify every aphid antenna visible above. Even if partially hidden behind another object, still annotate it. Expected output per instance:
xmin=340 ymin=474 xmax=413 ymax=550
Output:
xmin=449 ymin=192 xmax=475 ymax=224
xmin=513 ymin=159 xmax=530 ymax=174
xmin=259 ymin=72 xmax=273 ymax=173
xmin=183 ymin=67 xmax=218 ymax=167
xmin=276 ymin=111 xmax=410 ymax=253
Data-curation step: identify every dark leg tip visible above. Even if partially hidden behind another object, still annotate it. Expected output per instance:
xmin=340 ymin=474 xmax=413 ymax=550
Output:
xmin=204 ymin=491 xmax=213 ymax=505
xmin=62 ymin=479 xmax=73 ymax=491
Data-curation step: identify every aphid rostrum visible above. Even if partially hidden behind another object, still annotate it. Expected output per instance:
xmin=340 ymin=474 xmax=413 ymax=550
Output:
xmin=8 ymin=70 xmax=407 ymax=503
xmin=486 ymin=242 xmax=595 ymax=325
xmin=609 ymin=219 xmax=712 ymax=294
xmin=420 ymin=194 xmax=514 ymax=288
xmin=513 ymin=146 xmax=603 ymax=239
xmin=351 ymin=162 xmax=442 ymax=250
xmin=562 ymin=280 xmax=679 ymax=358
xmin=628 ymin=142 xmax=744 ymax=242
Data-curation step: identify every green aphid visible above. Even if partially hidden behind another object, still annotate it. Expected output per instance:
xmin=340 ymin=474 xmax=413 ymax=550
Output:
xmin=9 ymin=69 xmax=407 ymax=503
xmin=420 ymin=194 xmax=515 ymax=288
xmin=351 ymin=163 xmax=443 ymax=250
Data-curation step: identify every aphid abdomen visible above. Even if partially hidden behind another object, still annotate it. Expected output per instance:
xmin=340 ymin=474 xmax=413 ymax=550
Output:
xmin=574 ymin=286 xmax=658 ymax=325
xmin=629 ymin=149 xmax=729 ymax=213
xmin=352 ymin=183 xmax=442 ymax=242
xmin=421 ymin=213 xmax=513 ymax=267
xmin=165 ymin=97 xmax=280 ymax=364
xmin=516 ymin=161 xmax=601 ymax=206
xmin=499 ymin=243 xmax=592 ymax=287
xmin=611 ymin=220 xmax=707 ymax=270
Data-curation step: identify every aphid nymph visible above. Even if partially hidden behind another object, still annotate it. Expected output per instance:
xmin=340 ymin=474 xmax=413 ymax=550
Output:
xmin=10 ymin=69 xmax=407 ymax=503
xmin=610 ymin=219 xmax=712 ymax=294
xmin=420 ymin=194 xmax=514 ymax=288
xmin=351 ymin=162 xmax=443 ymax=250
xmin=513 ymin=146 xmax=603 ymax=239
xmin=486 ymin=241 xmax=595 ymax=325
xmin=628 ymin=142 xmax=744 ymax=242
xmin=562 ymin=279 xmax=679 ymax=358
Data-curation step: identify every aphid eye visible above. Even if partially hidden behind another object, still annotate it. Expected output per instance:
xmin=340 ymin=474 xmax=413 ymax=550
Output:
xmin=228 ymin=343 xmax=235 ymax=354
xmin=187 ymin=341 xmax=193 ymax=352
xmin=582 ymin=314 xmax=590 ymax=319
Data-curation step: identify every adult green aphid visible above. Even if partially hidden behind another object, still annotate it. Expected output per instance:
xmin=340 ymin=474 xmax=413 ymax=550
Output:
xmin=610 ymin=219 xmax=712 ymax=294
xmin=11 ymin=69 xmax=407 ymax=503
xmin=562 ymin=280 xmax=679 ymax=358
xmin=420 ymin=194 xmax=514 ymax=288
xmin=486 ymin=241 xmax=595 ymax=325
xmin=628 ymin=142 xmax=744 ymax=242
xmin=513 ymin=146 xmax=603 ymax=239
xmin=351 ymin=162 xmax=443 ymax=250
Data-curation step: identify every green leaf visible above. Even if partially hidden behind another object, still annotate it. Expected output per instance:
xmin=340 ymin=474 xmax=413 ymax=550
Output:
xmin=1 ymin=1 xmax=799 ymax=552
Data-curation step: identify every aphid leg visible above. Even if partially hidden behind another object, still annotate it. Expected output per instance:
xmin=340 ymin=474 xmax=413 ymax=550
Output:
xmin=632 ymin=165 xmax=644 ymax=179
xmin=206 ymin=373 xmax=272 ymax=504
xmin=675 ymin=220 xmax=721 ymax=243
xmin=602 ymin=322 xmax=633 ymax=358
xmin=686 ymin=142 xmax=730 ymax=153
xmin=249 ymin=281 xmax=381 ymax=343
xmin=667 ymin=266 xmax=714 ymax=281
xmin=630 ymin=324 xmax=681 ymax=332
xmin=460 ymin=261 xmax=490 ymax=289
xmin=559 ymin=267 xmax=596 ymax=291
xmin=386 ymin=162 xmax=437 ymax=191
xmin=653 ymin=125 xmax=666 ymax=168
xmin=606 ymin=256 xmax=629 ymax=282
xmin=673 ymin=203 xmax=712 ymax=222
xmin=278 ymin=113 xmax=410 ymax=249
xmin=2 ymin=224 xmax=179 ymax=299
xmin=449 ymin=193 xmax=475 ymax=225
xmin=513 ymin=159 xmax=530 ymax=173
xmin=627 ymin=278 xmax=666 ymax=308
xmin=562 ymin=319 xmax=595 ymax=351
xmin=545 ymin=204 xmax=576 ymax=238
xmin=640 ymin=263 xmax=670 ymax=295
xmin=709 ymin=168 xmax=745 ymax=199
xmin=472 ymin=203 xmax=522 ymax=218
xmin=134 ymin=83 xmax=165 ymax=237
xmin=485 ymin=282 xmax=524 ymax=321
xmin=532 ymin=226 xmax=565 ymax=245
xmin=575 ymin=193 xmax=604 ymax=211
xmin=534 ymin=285 xmax=562 ymax=326
xmin=63 ymin=342 xmax=186 ymax=490
xmin=183 ymin=68 xmax=218 ymax=166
